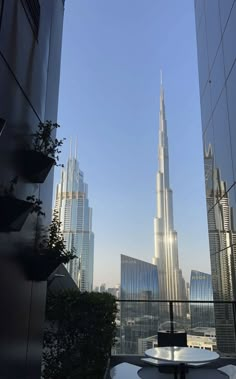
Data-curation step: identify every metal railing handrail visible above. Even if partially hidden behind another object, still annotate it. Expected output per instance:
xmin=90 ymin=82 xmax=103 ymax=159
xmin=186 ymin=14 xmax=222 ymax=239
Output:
xmin=116 ymin=299 xmax=236 ymax=334
xmin=116 ymin=299 xmax=236 ymax=303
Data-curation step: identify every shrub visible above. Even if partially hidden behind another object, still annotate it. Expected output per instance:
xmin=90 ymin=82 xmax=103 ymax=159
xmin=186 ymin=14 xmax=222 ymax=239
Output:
xmin=42 ymin=290 xmax=117 ymax=379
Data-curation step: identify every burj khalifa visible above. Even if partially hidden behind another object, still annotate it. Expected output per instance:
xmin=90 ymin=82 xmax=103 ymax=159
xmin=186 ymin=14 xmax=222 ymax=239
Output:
xmin=153 ymin=80 xmax=185 ymax=306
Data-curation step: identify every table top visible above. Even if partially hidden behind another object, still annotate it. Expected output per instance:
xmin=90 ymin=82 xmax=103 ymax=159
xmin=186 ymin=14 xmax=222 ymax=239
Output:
xmin=145 ymin=346 xmax=220 ymax=363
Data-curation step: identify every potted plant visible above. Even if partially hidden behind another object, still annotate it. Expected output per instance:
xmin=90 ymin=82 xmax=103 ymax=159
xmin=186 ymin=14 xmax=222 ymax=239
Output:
xmin=20 ymin=120 xmax=65 ymax=183
xmin=0 ymin=177 xmax=44 ymax=232
xmin=22 ymin=209 xmax=76 ymax=281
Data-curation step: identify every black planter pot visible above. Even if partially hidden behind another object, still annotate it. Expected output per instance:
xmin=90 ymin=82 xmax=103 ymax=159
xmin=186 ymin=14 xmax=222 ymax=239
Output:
xmin=20 ymin=150 xmax=55 ymax=183
xmin=0 ymin=196 xmax=33 ymax=232
xmin=21 ymin=253 xmax=61 ymax=281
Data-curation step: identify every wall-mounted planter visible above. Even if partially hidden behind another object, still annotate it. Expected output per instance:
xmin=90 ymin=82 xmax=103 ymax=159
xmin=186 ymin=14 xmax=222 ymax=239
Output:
xmin=20 ymin=150 xmax=55 ymax=183
xmin=21 ymin=252 xmax=61 ymax=281
xmin=0 ymin=196 xmax=33 ymax=232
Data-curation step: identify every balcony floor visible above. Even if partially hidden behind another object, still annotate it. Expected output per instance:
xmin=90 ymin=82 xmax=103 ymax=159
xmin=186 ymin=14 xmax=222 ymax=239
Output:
xmin=109 ymin=355 xmax=236 ymax=378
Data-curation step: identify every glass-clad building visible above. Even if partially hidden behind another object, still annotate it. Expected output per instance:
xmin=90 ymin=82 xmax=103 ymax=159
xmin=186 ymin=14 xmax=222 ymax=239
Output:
xmin=190 ymin=270 xmax=214 ymax=328
xmin=195 ymin=0 xmax=236 ymax=354
xmin=153 ymin=83 xmax=186 ymax=319
xmin=120 ymin=254 xmax=159 ymax=354
xmin=55 ymin=155 xmax=94 ymax=291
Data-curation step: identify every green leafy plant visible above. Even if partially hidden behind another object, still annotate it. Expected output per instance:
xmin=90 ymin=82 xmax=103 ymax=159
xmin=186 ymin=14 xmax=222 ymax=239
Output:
xmin=39 ymin=209 xmax=76 ymax=263
xmin=32 ymin=120 xmax=65 ymax=166
xmin=42 ymin=290 xmax=118 ymax=379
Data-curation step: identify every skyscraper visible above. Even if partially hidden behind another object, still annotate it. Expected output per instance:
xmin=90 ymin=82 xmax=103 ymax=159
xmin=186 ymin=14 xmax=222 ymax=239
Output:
xmin=55 ymin=152 xmax=94 ymax=291
xmin=153 ymin=81 xmax=185 ymax=310
xmin=190 ymin=270 xmax=214 ymax=328
xmin=195 ymin=0 xmax=236 ymax=354
xmin=120 ymin=254 xmax=159 ymax=354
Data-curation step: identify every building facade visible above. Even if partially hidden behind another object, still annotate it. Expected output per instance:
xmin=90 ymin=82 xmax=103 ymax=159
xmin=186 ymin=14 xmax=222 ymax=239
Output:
xmin=195 ymin=0 xmax=236 ymax=354
xmin=120 ymin=254 xmax=159 ymax=354
xmin=190 ymin=270 xmax=214 ymax=328
xmin=153 ymin=82 xmax=186 ymax=315
xmin=55 ymin=155 xmax=94 ymax=291
xmin=0 ymin=1 xmax=65 ymax=377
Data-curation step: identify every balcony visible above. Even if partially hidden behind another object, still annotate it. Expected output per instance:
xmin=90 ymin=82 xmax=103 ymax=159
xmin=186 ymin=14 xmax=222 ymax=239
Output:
xmin=42 ymin=294 xmax=236 ymax=378
xmin=107 ymin=299 xmax=236 ymax=379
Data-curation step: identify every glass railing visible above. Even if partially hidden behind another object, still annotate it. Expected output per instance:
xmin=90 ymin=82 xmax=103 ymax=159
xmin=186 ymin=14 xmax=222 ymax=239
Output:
xmin=112 ymin=300 xmax=236 ymax=357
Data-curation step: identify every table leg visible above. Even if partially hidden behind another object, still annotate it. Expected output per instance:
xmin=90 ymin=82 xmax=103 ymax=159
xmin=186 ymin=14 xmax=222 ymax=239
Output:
xmin=179 ymin=363 xmax=186 ymax=379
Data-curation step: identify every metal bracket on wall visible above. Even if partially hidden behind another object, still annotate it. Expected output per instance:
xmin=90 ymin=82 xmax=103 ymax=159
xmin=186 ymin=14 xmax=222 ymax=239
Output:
xmin=0 ymin=118 xmax=6 ymax=136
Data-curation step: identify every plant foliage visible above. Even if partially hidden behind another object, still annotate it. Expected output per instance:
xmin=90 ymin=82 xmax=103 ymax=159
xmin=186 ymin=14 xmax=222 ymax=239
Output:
xmin=33 ymin=120 xmax=65 ymax=166
xmin=39 ymin=209 xmax=76 ymax=263
xmin=42 ymin=290 xmax=118 ymax=379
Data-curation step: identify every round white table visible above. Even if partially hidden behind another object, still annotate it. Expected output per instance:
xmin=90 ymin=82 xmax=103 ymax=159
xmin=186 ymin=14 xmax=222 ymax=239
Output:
xmin=145 ymin=346 xmax=220 ymax=379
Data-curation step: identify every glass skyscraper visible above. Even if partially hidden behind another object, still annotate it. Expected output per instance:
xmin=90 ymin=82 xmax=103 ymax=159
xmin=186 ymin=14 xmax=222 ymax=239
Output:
xmin=195 ymin=0 xmax=236 ymax=354
xmin=55 ymin=154 xmax=94 ymax=291
xmin=153 ymin=81 xmax=186 ymax=317
xmin=190 ymin=270 xmax=214 ymax=328
xmin=120 ymin=254 xmax=159 ymax=354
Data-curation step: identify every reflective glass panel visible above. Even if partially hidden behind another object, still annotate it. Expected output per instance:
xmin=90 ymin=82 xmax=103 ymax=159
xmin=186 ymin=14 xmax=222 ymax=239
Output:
xmin=209 ymin=44 xmax=225 ymax=111
xmin=196 ymin=12 xmax=209 ymax=96
xmin=203 ymin=121 xmax=215 ymax=201
xmin=222 ymin=2 xmax=236 ymax=78
xmin=226 ymin=61 xmax=236 ymax=183
xmin=201 ymin=82 xmax=212 ymax=132
xmin=205 ymin=0 xmax=222 ymax=71
xmin=212 ymin=89 xmax=234 ymax=191
xmin=219 ymin=0 xmax=234 ymax=33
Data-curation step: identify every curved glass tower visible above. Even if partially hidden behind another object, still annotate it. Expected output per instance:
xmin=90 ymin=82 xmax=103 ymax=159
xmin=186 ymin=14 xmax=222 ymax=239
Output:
xmin=190 ymin=270 xmax=214 ymax=328
xmin=55 ymin=155 xmax=94 ymax=291
xmin=153 ymin=83 xmax=184 ymax=307
xmin=120 ymin=254 xmax=159 ymax=354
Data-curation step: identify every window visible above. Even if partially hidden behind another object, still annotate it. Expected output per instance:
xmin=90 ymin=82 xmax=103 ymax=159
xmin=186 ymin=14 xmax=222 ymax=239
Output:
xmin=21 ymin=0 xmax=40 ymax=38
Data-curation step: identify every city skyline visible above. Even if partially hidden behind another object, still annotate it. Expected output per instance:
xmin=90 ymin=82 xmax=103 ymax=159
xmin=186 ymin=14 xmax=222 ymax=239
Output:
xmin=54 ymin=0 xmax=210 ymax=288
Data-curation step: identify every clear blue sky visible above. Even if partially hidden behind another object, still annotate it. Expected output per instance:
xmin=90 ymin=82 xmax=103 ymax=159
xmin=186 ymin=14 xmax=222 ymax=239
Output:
xmin=54 ymin=0 xmax=210 ymax=288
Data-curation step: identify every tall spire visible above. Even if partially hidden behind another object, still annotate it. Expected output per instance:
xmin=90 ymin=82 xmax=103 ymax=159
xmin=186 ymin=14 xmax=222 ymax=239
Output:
xmin=75 ymin=136 xmax=78 ymax=159
xmin=153 ymin=79 xmax=185 ymax=309
xmin=158 ymin=78 xmax=169 ymax=186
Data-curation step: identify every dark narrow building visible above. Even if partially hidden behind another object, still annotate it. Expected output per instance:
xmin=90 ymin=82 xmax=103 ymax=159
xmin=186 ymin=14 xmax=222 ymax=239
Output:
xmin=0 ymin=1 xmax=65 ymax=377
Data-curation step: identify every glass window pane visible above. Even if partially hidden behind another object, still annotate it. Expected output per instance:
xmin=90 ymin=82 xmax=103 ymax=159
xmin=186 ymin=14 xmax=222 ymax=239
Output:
xmin=209 ymin=45 xmax=225 ymax=110
xmin=196 ymin=12 xmax=209 ymax=96
xmin=219 ymin=0 xmax=234 ymax=33
xmin=222 ymin=2 xmax=236 ymax=78
xmin=213 ymin=89 xmax=234 ymax=191
xmin=205 ymin=0 xmax=222 ymax=71
xmin=226 ymin=61 xmax=236 ymax=183
xmin=201 ymin=82 xmax=212 ymax=131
